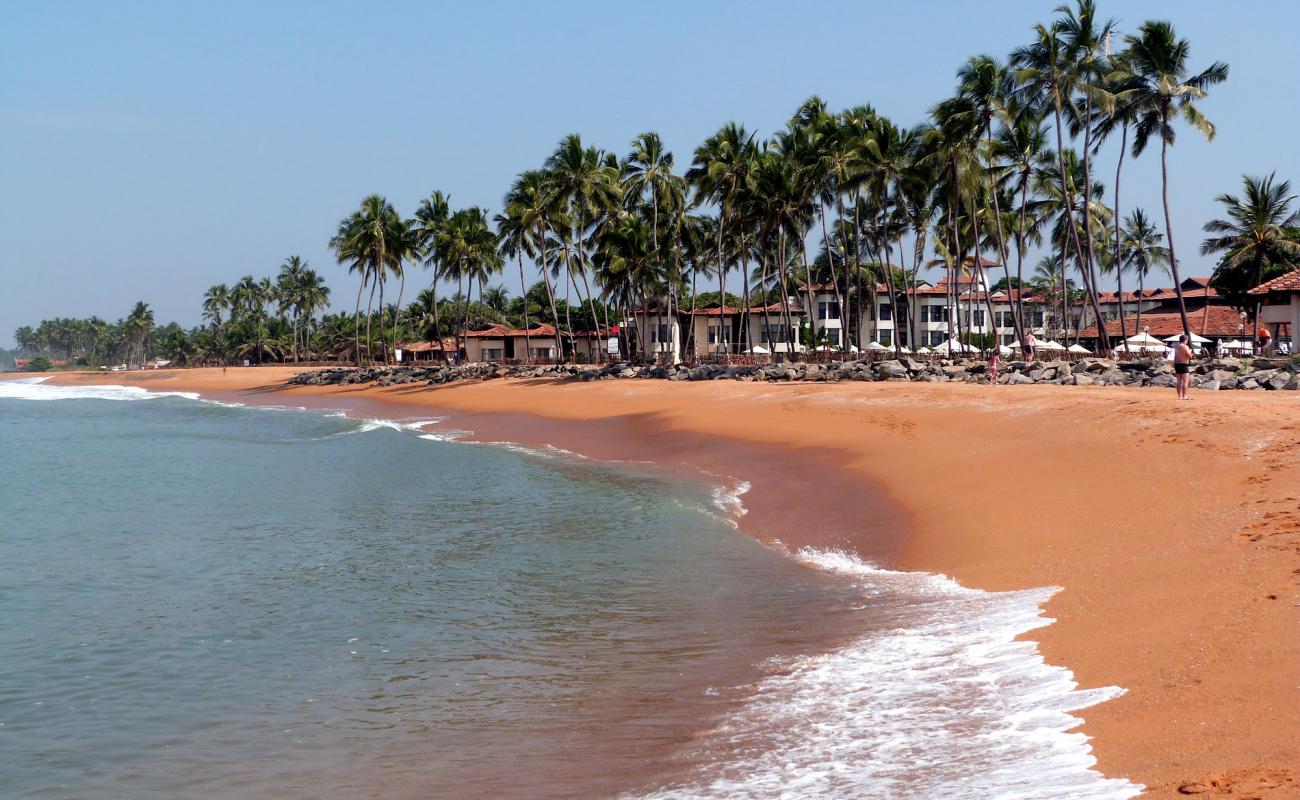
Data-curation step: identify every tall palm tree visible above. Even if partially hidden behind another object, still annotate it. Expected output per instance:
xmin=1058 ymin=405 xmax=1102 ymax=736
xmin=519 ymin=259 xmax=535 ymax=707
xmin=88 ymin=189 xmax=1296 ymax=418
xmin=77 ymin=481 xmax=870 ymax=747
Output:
xmin=1120 ymin=209 xmax=1170 ymax=333
xmin=499 ymin=173 xmax=567 ymax=360
xmin=1013 ymin=18 xmax=1110 ymax=352
xmin=202 ymin=284 xmax=231 ymax=330
xmin=330 ymin=195 xmax=407 ymax=365
xmin=624 ymin=132 xmax=686 ymax=355
xmin=123 ymin=301 xmax=154 ymax=368
xmin=413 ymin=191 xmax=452 ymax=355
xmin=993 ymin=107 xmax=1051 ymax=333
xmin=545 ymin=134 xmax=620 ymax=360
xmin=1201 ymin=173 xmax=1300 ymax=343
xmin=687 ymin=123 xmax=757 ymax=359
xmin=956 ymin=54 xmax=1025 ymax=344
xmin=276 ymin=255 xmax=309 ymax=362
xmin=1124 ymin=20 xmax=1228 ymax=337
xmin=438 ymin=207 xmax=502 ymax=356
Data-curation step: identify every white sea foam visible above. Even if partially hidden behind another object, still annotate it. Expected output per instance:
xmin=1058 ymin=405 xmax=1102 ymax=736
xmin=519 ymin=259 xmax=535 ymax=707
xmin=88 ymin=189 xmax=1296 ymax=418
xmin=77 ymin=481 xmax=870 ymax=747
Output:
xmin=709 ymin=481 xmax=751 ymax=527
xmin=630 ymin=548 xmax=1140 ymax=800
xmin=0 ymin=377 xmax=202 ymax=403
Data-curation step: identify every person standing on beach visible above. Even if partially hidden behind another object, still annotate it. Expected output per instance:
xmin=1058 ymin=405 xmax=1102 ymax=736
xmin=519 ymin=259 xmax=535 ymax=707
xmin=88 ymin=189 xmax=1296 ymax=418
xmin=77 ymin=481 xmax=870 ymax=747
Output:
xmin=1023 ymin=331 xmax=1037 ymax=360
xmin=1172 ymin=334 xmax=1193 ymax=400
xmin=988 ymin=350 xmax=1001 ymax=385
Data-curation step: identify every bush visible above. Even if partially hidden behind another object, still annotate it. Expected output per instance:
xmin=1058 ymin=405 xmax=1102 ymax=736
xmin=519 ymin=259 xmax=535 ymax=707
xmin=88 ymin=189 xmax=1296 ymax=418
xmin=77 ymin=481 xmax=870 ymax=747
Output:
xmin=26 ymin=356 xmax=51 ymax=372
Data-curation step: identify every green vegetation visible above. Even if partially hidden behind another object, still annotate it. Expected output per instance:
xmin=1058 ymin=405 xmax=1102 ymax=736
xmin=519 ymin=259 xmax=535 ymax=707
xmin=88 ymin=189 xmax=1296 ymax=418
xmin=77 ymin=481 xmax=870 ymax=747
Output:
xmin=26 ymin=356 xmax=51 ymax=372
xmin=21 ymin=2 xmax=1295 ymax=366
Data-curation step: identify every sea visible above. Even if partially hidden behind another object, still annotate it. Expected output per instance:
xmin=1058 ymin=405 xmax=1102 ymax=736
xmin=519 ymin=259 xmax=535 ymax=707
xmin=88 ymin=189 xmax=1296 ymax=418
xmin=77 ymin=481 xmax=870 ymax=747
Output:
xmin=0 ymin=377 xmax=1141 ymax=799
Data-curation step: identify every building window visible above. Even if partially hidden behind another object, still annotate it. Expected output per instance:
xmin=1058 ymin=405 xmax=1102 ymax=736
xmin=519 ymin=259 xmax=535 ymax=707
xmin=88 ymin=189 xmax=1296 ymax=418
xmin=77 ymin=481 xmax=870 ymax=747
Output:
xmin=824 ymin=328 xmax=841 ymax=345
xmin=1031 ymin=311 xmax=1044 ymax=327
xmin=972 ymin=310 xmax=985 ymax=327
xmin=651 ymin=324 xmax=670 ymax=343
xmin=707 ymin=325 xmax=727 ymax=344
xmin=879 ymin=303 xmax=892 ymax=321
xmin=879 ymin=329 xmax=892 ymax=346
xmin=817 ymin=301 xmax=840 ymax=320
xmin=483 ymin=348 xmax=504 ymax=360
xmin=762 ymin=326 xmax=787 ymax=344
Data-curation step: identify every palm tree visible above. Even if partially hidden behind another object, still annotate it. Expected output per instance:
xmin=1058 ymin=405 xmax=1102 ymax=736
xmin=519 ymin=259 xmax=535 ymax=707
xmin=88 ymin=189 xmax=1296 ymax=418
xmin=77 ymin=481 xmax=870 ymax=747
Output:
xmin=1201 ymin=173 xmax=1300 ymax=343
xmin=123 ymin=301 xmax=154 ymax=368
xmin=624 ymin=132 xmax=686 ymax=356
xmin=276 ymin=256 xmax=309 ymax=362
xmin=202 ymin=284 xmax=231 ymax=330
xmin=438 ymin=207 xmax=502 ymax=356
xmin=545 ymin=134 xmax=620 ymax=360
xmin=1120 ymin=209 xmax=1170 ymax=333
xmin=502 ymin=170 xmax=566 ymax=359
xmin=993 ymin=107 xmax=1052 ymax=333
xmin=1013 ymin=18 xmax=1110 ymax=353
xmin=687 ymin=123 xmax=757 ymax=360
xmin=329 ymin=195 xmax=407 ymax=365
xmin=956 ymin=54 xmax=1026 ymax=345
xmin=1124 ymin=20 xmax=1228 ymax=338
xmin=413 ymin=191 xmax=452 ymax=356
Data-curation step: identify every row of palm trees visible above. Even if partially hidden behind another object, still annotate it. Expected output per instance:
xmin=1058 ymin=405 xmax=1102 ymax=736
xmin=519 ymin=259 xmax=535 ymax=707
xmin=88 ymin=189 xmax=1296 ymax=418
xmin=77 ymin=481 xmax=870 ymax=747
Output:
xmin=325 ymin=2 xmax=1227 ymax=363
xmin=201 ymin=258 xmax=331 ymax=363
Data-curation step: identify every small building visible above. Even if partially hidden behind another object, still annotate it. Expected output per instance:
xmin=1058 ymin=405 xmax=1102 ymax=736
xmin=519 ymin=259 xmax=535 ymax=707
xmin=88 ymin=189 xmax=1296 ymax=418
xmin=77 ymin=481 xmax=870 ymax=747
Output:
xmin=1248 ymin=269 xmax=1300 ymax=354
xmin=462 ymin=323 xmax=511 ymax=362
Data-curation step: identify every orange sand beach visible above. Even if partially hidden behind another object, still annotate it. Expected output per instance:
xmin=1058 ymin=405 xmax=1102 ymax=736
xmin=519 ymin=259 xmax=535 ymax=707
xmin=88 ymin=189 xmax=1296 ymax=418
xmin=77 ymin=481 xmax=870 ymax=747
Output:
xmin=18 ymin=367 xmax=1300 ymax=798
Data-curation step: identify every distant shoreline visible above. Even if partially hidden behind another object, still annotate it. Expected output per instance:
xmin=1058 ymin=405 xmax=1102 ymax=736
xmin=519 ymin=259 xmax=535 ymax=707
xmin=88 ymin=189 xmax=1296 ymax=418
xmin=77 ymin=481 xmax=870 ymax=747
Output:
xmin=11 ymin=367 xmax=1299 ymax=797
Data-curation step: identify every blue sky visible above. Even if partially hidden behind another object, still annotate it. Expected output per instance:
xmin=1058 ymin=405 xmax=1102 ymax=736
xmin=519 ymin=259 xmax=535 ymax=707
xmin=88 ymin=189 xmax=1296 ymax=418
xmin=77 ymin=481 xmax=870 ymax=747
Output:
xmin=2 ymin=0 xmax=1297 ymax=345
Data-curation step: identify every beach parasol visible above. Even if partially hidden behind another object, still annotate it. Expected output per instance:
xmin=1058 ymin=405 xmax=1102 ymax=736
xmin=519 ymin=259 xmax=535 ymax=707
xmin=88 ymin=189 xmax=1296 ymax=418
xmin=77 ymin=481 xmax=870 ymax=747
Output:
xmin=1162 ymin=332 xmax=1210 ymax=343
xmin=864 ymin=341 xmax=889 ymax=351
xmin=935 ymin=338 xmax=979 ymax=354
xmin=1218 ymin=339 xmax=1247 ymax=350
xmin=914 ymin=346 xmax=932 ymax=354
xmin=746 ymin=345 xmax=771 ymax=354
xmin=1125 ymin=332 xmax=1165 ymax=347
xmin=1067 ymin=343 xmax=1092 ymax=354
xmin=1037 ymin=340 xmax=1066 ymax=351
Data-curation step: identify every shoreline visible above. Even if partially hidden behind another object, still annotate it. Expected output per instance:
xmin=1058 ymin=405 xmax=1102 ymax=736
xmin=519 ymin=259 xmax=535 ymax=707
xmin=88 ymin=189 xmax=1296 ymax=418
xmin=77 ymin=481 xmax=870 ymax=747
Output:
xmin=12 ymin=367 xmax=1299 ymax=797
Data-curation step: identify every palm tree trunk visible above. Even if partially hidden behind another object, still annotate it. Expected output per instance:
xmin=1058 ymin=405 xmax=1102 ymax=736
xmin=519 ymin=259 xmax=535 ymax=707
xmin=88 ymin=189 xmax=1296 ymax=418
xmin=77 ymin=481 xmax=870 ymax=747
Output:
xmin=377 ymin=271 xmax=388 ymax=365
xmin=1051 ymin=97 xmax=1104 ymax=352
xmin=518 ymin=251 xmax=531 ymax=362
xmin=740 ymin=234 xmax=752 ymax=355
xmin=715 ymin=208 xmax=728 ymax=362
xmin=1016 ymin=177 xmax=1030 ymax=337
xmin=986 ymin=122 xmax=1023 ymax=347
xmin=365 ymin=273 xmax=377 ymax=366
xmin=392 ymin=269 xmax=405 ymax=362
xmin=819 ymin=206 xmax=845 ymax=348
xmin=1113 ymin=124 xmax=1130 ymax=344
xmin=1158 ymin=111 xmax=1192 ymax=339
xmin=353 ymin=275 xmax=365 ymax=366
xmin=537 ymin=222 xmax=563 ymax=361
xmin=1079 ymin=93 xmax=1109 ymax=355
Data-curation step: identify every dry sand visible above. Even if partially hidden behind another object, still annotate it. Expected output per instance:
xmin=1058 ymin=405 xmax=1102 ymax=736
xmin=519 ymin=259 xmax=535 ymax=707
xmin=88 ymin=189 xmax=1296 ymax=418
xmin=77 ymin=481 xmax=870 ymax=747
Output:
xmin=21 ymin=366 xmax=1300 ymax=798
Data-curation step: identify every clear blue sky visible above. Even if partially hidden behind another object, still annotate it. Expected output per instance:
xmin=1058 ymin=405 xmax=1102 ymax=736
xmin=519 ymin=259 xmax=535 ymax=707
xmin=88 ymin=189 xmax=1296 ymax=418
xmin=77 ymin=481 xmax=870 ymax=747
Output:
xmin=2 ymin=0 xmax=1297 ymax=345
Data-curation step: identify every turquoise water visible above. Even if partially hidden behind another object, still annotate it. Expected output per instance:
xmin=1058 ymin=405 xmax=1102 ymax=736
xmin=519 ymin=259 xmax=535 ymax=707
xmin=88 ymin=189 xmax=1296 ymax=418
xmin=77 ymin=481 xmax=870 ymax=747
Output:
xmin=0 ymin=382 xmax=867 ymax=799
xmin=0 ymin=379 xmax=1141 ymax=799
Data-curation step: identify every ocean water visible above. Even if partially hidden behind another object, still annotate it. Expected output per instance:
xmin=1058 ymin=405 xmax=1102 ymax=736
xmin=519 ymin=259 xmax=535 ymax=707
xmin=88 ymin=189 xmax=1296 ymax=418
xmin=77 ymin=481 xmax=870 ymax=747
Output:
xmin=0 ymin=378 xmax=1140 ymax=799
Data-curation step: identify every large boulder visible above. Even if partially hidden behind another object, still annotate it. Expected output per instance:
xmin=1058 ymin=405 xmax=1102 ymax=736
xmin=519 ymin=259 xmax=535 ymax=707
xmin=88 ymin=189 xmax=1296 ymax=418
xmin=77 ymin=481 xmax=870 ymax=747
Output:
xmin=1197 ymin=379 xmax=1221 ymax=391
xmin=1149 ymin=374 xmax=1177 ymax=388
xmin=1265 ymin=371 xmax=1292 ymax=390
xmin=877 ymin=360 xmax=910 ymax=379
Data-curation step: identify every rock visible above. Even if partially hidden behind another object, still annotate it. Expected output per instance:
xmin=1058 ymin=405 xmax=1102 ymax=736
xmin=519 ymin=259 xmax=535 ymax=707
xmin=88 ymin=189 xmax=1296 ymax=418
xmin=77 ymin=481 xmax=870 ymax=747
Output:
xmin=1207 ymin=357 xmax=1242 ymax=371
xmin=876 ymin=360 xmax=909 ymax=379
xmin=1284 ymin=376 xmax=1299 ymax=390
xmin=1074 ymin=374 xmax=1095 ymax=386
xmin=1239 ymin=378 xmax=1259 ymax=390
xmin=1177 ymin=782 xmax=1210 ymax=795
xmin=1265 ymin=372 xmax=1291 ymax=390
xmin=1149 ymin=374 xmax=1177 ymax=388
xmin=1206 ymin=369 xmax=1236 ymax=384
xmin=1197 ymin=379 xmax=1220 ymax=391
xmin=1007 ymin=372 xmax=1034 ymax=385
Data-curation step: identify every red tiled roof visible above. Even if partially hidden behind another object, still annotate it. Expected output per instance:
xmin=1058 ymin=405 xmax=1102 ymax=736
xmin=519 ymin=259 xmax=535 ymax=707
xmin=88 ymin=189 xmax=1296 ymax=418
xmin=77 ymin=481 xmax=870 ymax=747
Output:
xmin=690 ymin=303 xmax=804 ymax=316
xmin=463 ymin=324 xmax=512 ymax=338
xmin=397 ymin=340 xmax=446 ymax=352
xmin=1248 ymin=269 xmax=1300 ymax=295
xmin=1077 ymin=306 xmax=1250 ymax=339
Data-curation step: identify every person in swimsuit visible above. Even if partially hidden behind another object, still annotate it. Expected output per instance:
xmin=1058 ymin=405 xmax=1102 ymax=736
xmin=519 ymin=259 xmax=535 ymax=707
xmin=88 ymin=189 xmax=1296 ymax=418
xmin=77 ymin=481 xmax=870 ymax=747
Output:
xmin=1023 ymin=331 xmax=1036 ymax=360
xmin=988 ymin=350 xmax=1001 ymax=386
xmin=1172 ymin=334 xmax=1193 ymax=400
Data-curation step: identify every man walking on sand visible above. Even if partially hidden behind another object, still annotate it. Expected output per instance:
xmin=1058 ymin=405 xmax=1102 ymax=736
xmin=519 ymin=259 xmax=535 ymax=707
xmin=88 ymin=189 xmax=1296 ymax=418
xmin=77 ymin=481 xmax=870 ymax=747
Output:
xmin=1172 ymin=334 xmax=1193 ymax=400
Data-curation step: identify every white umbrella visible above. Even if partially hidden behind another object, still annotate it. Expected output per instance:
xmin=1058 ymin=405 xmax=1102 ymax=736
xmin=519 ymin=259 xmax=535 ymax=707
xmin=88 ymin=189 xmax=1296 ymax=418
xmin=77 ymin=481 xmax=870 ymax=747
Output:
xmin=894 ymin=345 xmax=912 ymax=354
xmin=746 ymin=345 xmax=771 ymax=354
xmin=914 ymin=346 xmax=932 ymax=354
xmin=1067 ymin=343 xmax=1092 ymax=354
xmin=1163 ymin=332 xmax=1211 ymax=344
xmin=1218 ymin=340 xmax=1247 ymax=350
xmin=936 ymin=338 xmax=978 ymax=354
xmin=997 ymin=344 xmax=1013 ymax=355
xmin=864 ymin=341 xmax=889 ymax=351
xmin=1125 ymin=332 xmax=1165 ymax=347
xmin=1037 ymin=340 xmax=1066 ymax=351
xmin=846 ymin=344 xmax=860 ymax=353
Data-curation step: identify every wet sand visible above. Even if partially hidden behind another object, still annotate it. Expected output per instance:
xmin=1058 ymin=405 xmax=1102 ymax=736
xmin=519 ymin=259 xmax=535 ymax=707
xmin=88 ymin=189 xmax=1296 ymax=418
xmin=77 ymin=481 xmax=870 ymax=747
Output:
xmin=21 ymin=366 xmax=1300 ymax=798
